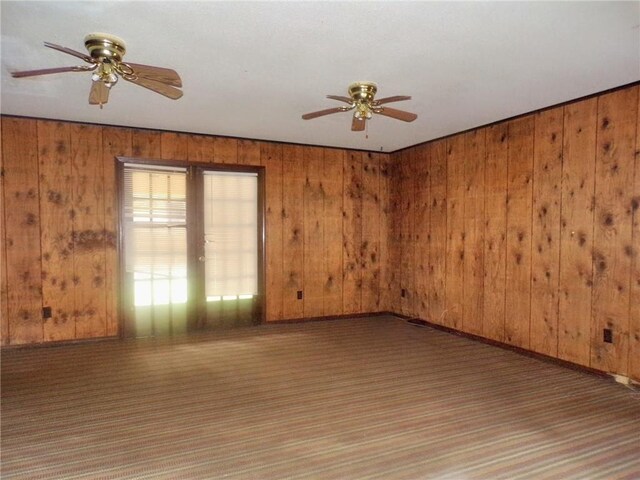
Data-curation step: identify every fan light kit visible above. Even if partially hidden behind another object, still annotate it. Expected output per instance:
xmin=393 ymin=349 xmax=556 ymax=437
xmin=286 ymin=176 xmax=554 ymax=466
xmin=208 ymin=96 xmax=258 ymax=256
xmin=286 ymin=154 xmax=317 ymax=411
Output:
xmin=302 ymin=81 xmax=417 ymax=132
xmin=11 ymin=33 xmax=183 ymax=108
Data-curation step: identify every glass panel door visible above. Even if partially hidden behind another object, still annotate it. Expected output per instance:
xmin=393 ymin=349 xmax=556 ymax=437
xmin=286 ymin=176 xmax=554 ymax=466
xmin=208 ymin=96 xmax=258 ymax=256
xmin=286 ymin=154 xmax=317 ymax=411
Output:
xmin=122 ymin=164 xmax=188 ymax=337
xmin=120 ymin=162 xmax=263 ymax=337
xmin=201 ymin=171 xmax=260 ymax=328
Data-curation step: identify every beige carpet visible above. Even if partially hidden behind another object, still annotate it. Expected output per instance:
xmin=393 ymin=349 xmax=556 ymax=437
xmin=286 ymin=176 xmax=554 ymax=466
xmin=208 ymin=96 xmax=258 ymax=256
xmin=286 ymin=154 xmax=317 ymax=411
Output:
xmin=2 ymin=316 xmax=639 ymax=479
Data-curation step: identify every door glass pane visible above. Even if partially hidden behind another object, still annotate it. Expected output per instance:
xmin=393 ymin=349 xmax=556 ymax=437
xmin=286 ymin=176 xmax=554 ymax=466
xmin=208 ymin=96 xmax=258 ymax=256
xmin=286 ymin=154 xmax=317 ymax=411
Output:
xmin=123 ymin=165 xmax=188 ymax=336
xmin=203 ymin=171 xmax=258 ymax=300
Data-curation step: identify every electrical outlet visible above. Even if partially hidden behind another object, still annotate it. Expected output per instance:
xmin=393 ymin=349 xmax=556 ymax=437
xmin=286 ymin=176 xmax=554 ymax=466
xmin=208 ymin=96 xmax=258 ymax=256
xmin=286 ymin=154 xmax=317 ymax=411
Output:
xmin=603 ymin=328 xmax=613 ymax=344
xmin=42 ymin=306 xmax=52 ymax=319
xmin=297 ymin=290 xmax=303 ymax=300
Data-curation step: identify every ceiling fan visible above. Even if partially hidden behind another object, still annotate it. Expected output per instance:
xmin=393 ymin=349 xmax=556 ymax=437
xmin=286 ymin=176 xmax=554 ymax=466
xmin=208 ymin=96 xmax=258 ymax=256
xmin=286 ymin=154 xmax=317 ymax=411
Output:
xmin=11 ymin=33 xmax=183 ymax=108
xmin=302 ymin=81 xmax=417 ymax=131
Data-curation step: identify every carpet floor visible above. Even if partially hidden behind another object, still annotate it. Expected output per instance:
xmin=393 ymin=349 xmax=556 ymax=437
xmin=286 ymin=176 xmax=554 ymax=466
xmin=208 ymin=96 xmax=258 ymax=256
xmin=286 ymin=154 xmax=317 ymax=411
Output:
xmin=1 ymin=316 xmax=639 ymax=479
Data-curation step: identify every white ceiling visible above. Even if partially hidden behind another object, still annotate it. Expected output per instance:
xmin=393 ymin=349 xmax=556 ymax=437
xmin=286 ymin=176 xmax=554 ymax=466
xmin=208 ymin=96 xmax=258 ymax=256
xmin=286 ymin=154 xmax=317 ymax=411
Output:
xmin=1 ymin=1 xmax=639 ymax=153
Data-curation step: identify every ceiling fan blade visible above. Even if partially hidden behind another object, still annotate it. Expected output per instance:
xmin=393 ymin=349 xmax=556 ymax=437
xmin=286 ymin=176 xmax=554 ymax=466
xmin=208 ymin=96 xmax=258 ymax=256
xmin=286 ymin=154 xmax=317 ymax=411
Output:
xmin=326 ymin=95 xmax=353 ymax=104
xmin=44 ymin=42 xmax=95 ymax=64
xmin=89 ymin=80 xmax=110 ymax=106
xmin=11 ymin=64 xmax=97 ymax=78
xmin=376 ymin=107 xmax=418 ymax=122
xmin=374 ymin=95 xmax=412 ymax=105
xmin=302 ymin=107 xmax=346 ymax=120
xmin=351 ymin=115 xmax=366 ymax=132
xmin=124 ymin=62 xmax=182 ymax=87
xmin=122 ymin=74 xmax=183 ymax=99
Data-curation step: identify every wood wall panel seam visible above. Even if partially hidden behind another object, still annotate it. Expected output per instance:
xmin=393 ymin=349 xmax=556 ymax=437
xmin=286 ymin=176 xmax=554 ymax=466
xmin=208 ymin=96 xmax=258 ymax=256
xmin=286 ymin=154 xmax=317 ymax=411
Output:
xmin=281 ymin=145 xmax=305 ymax=319
xmin=413 ymin=147 xmax=430 ymax=322
xmin=322 ymin=148 xmax=344 ymax=317
xmin=262 ymin=142 xmax=284 ymax=321
xmin=160 ymin=132 xmax=189 ymax=161
xmin=238 ymin=139 xmax=261 ymax=166
xmin=482 ymin=123 xmax=509 ymax=342
xmin=131 ymin=129 xmax=162 ymax=159
xmin=213 ymin=137 xmax=238 ymax=165
xmin=504 ymin=117 xmax=534 ymax=349
xmin=530 ymin=108 xmax=563 ymax=357
xmin=557 ymin=108 xmax=565 ymax=359
xmin=70 ymin=124 xmax=108 ymax=339
xmin=38 ymin=120 xmax=75 ymax=342
xmin=557 ymin=98 xmax=598 ymax=367
xmin=444 ymin=135 xmax=466 ymax=329
xmin=361 ymin=152 xmax=381 ymax=313
xmin=587 ymin=96 xmax=600 ymax=371
xmin=303 ymin=147 xmax=324 ymax=318
xmin=629 ymin=86 xmax=640 ymax=379
xmin=378 ymin=155 xmax=391 ymax=312
xmin=102 ymin=127 xmax=132 ymax=337
xmin=502 ymin=123 xmax=513 ymax=343
xmin=462 ymin=129 xmax=485 ymax=336
xmin=342 ymin=151 xmax=363 ymax=315
xmin=502 ymin=125 xmax=510 ymax=343
xmin=0 ymin=117 xmax=7 ymax=344
xmin=428 ymin=141 xmax=447 ymax=325
xmin=528 ymin=119 xmax=536 ymax=350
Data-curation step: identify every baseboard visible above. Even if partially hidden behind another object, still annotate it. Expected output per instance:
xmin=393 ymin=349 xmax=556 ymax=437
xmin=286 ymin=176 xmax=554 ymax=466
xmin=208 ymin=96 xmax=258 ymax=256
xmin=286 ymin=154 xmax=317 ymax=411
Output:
xmin=398 ymin=314 xmax=613 ymax=380
xmin=1 ymin=312 xmax=397 ymax=349
xmin=266 ymin=311 xmax=395 ymax=325
xmin=1 ymin=335 xmax=120 ymax=350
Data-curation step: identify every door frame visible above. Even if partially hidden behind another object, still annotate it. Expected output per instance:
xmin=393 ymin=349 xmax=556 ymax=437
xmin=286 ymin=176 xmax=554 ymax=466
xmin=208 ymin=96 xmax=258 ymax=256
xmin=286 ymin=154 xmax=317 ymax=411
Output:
xmin=116 ymin=156 xmax=266 ymax=337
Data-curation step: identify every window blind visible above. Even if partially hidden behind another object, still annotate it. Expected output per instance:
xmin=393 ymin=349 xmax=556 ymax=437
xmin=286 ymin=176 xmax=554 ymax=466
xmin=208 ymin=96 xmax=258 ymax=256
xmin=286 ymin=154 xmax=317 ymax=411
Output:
xmin=203 ymin=171 xmax=258 ymax=298
xmin=123 ymin=165 xmax=188 ymax=306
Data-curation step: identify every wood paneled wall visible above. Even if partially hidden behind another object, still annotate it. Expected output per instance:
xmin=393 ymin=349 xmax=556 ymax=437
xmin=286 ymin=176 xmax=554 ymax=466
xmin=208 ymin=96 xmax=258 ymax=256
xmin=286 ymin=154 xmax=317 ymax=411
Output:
xmin=391 ymin=84 xmax=640 ymax=381
xmin=2 ymin=83 xmax=638 ymax=383
xmin=1 ymin=118 xmax=391 ymax=345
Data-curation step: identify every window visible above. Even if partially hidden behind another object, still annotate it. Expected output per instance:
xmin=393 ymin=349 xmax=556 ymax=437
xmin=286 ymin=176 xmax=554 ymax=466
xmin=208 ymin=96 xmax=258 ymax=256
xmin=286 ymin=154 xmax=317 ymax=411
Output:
xmin=123 ymin=165 xmax=187 ymax=307
xmin=203 ymin=171 xmax=258 ymax=301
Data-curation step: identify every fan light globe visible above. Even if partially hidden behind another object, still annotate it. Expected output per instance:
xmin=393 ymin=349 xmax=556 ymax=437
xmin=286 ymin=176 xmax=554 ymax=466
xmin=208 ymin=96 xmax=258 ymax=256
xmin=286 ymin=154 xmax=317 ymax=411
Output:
xmin=104 ymin=73 xmax=118 ymax=88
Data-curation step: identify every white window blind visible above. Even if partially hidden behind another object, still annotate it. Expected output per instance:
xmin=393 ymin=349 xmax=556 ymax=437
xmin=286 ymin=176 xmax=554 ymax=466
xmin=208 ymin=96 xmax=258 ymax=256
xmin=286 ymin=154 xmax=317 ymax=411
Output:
xmin=203 ymin=171 xmax=258 ymax=298
xmin=123 ymin=165 xmax=188 ymax=306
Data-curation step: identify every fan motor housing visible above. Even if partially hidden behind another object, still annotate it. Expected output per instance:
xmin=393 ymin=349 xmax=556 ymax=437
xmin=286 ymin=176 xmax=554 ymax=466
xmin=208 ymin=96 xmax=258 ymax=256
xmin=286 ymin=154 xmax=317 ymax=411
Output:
xmin=349 ymin=82 xmax=377 ymax=102
xmin=84 ymin=33 xmax=126 ymax=62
